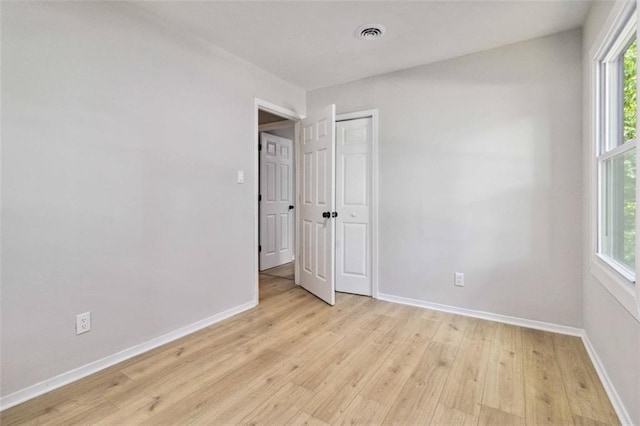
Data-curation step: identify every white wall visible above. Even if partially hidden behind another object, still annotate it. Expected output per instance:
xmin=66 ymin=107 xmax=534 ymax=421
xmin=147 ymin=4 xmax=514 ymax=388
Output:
xmin=582 ymin=2 xmax=640 ymax=423
xmin=0 ymin=2 xmax=305 ymax=397
xmin=309 ymin=29 xmax=584 ymax=327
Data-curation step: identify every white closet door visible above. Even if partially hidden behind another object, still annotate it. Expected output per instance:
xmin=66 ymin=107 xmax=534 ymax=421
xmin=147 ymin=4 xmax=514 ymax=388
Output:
xmin=335 ymin=117 xmax=372 ymax=296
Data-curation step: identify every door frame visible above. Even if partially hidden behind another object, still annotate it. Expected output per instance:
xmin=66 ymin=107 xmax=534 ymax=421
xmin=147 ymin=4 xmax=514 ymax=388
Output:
xmin=334 ymin=109 xmax=380 ymax=299
xmin=259 ymin=120 xmax=295 ymax=133
xmin=254 ymin=98 xmax=304 ymax=304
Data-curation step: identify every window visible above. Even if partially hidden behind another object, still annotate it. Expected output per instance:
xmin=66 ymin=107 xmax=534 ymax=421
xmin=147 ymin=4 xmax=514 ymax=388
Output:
xmin=597 ymin=15 xmax=637 ymax=282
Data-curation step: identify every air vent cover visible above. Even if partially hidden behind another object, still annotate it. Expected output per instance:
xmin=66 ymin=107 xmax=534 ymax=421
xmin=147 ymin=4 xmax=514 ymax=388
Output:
xmin=356 ymin=24 xmax=386 ymax=41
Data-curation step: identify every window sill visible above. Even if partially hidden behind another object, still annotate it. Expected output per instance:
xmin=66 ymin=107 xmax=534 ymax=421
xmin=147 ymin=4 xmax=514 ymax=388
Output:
xmin=590 ymin=257 xmax=640 ymax=322
xmin=595 ymin=253 xmax=635 ymax=282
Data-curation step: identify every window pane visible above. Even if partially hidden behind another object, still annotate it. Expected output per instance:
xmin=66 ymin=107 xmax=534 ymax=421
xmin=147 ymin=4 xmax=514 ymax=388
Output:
xmin=601 ymin=149 xmax=636 ymax=271
xmin=623 ymin=38 xmax=637 ymax=142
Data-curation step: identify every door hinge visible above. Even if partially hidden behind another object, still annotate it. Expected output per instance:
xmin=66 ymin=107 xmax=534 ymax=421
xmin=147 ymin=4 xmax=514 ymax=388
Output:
xmin=259 ymin=144 xmax=262 ymax=151
xmin=259 ymin=245 xmax=262 ymax=252
xmin=259 ymin=194 xmax=262 ymax=202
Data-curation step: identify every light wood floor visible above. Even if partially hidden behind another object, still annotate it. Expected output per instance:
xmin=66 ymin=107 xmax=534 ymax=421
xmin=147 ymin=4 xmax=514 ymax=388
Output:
xmin=260 ymin=262 xmax=295 ymax=280
xmin=2 ymin=266 xmax=619 ymax=425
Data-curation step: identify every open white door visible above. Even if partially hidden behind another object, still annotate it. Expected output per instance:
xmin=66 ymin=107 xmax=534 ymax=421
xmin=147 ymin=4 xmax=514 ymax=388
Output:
xmin=259 ymin=132 xmax=294 ymax=271
xmin=299 ymin=104 xmax=336 ymax=305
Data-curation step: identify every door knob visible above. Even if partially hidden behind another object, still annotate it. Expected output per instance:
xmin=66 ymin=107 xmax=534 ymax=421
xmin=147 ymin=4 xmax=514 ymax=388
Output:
xmin=322 ymin=211 xmax=331 ymax=218
xmin=289 ymin=205 xmax=294 ymax=210
xmin=331 ymin=212 xmax=338 ymax=218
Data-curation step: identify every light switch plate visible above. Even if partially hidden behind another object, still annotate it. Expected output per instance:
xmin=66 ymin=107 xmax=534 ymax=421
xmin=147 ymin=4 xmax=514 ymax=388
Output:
xmin=454 ymin=272 xmax=464 ymax=287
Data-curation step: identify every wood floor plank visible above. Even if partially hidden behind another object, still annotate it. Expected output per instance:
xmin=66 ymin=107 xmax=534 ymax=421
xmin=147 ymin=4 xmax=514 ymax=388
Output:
xmin=288 ymin=410 xmax=331 ymax=426
xmin=573 ymin=413 xmax=617 ymax=426
xmin=209 ymin=332 xmax=343 ymax=424
xmin=552 ymin=334 xmax=619 ymax=425
xmin=382 ymin=340 xmax=458 ymax=425
xmin=438 ymin=318 xmax=493 ymax=417
xmin=139 ymin=349 xmax=286 ymax=425
xmin=326 ymin=298 xmax=380 ymax=336
xmin=1 ymin=371 xmax=130 ymax=425
xmin=94 ymin=395 xmax=162 ymax=425
xmin=482 ymin=322 xmax=526 ymax=417
xmin=522 ymin=328 xmax=575 ymax=425
xmin=334 ymin=395 xmax=390 ymax=425
xmin=119 ymin=318 xmax=266 ymax=380
xmin=1 ymin=270 xmax=620 ymax=426
xmin=104 ymin=325 xmax=270 ymax=409
xmin=464 ymin=317 xmax=497 ymax=342
xmin=478 ymin=404 xmax=526 ymax=426
xmin=416 ymin=306 xmax=448 ymax=322
xmin=432 ymin=312 xmax=468 ymax=346
xmin=290 ymin=329 xmax=373 ymax=391
xmin=375 ymin=317 xmax=439 ymax=347
xmin=240 ymin=382 xmax=315 ymax=425
xmin=41 ymin=400 xmax=119 ymax=426
xmin=428 ymin=402 xmax=478 ymax=425
xmin=303 ymin=338 xmax=395 ymax=423
xmin=359 ymin=342 xmax=427 ymax=406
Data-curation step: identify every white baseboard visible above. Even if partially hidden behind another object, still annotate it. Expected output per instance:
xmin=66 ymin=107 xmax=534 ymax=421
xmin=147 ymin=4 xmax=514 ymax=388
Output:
xmin=581 ymin=334 xmax=633 ymax=425
xmin=376 ymin=293 xmax=583 ymax=336
xmin=0 ymin=300 xmax=257 ymax=412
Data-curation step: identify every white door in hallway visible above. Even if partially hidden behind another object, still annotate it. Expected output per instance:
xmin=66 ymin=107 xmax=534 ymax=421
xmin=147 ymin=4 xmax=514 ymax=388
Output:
xmin=336 ymin=117 xmax=372 ymax=296
xmin=300 ymin=104 xmax=336 ymax=305
xmin=259 ymin=132 xmax=294 ymax=271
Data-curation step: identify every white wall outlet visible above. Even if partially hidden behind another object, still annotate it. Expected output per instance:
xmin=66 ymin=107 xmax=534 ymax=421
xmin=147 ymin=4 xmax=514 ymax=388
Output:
xmin=454 ymin=272 xmax=464 ymax=287
xmin=76 ymin=312 xmax=91 ymax=335
xmin=237 ymin=170 xmax=245 ymax=184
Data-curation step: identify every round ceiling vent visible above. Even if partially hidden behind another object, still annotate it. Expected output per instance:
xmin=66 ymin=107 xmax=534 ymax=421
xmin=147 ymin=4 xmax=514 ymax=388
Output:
xmin=356 ymin=24 xmax=386 ymax=41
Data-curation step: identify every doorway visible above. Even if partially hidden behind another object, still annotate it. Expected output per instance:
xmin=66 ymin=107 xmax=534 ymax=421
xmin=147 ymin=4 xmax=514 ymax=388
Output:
xmin=253 ymin=100 xmax=304 ymax=304
xmin=253 ymin=99 xmax=378 ymax=306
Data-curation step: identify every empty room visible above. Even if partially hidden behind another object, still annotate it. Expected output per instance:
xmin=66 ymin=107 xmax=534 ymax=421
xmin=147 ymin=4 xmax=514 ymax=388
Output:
xmin=1 ymin=0 xmax=639 ymax=425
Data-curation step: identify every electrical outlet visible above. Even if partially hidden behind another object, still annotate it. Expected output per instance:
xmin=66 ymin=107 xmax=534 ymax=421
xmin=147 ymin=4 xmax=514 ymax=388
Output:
xmin=76 ymin=312 xmax=91 ymax=335
xmin=454 ymin=272 xmax=464 ymax=287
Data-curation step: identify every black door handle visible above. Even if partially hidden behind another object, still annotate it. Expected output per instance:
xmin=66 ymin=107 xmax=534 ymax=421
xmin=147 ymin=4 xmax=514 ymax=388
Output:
xmin=289 ymin=205 xmax=294 ymax=210
xmin=322 ymin=211 xmax=331 ymax=218
xmin=332 ymin=212 xmax=338 ymax=218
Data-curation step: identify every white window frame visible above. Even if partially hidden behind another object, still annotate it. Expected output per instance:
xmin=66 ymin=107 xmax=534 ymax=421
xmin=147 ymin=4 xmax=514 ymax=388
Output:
xmin=590 ymin=0 xmax=640 ymax=320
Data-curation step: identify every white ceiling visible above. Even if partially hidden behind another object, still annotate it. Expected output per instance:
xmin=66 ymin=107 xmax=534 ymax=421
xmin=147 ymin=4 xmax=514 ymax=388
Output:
xmin=135 ymin=1 xmax=594 ymax=90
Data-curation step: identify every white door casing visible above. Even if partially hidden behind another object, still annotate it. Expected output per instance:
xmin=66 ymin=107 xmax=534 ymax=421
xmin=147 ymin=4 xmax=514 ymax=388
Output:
xmin=335 ymin=118 xmax=372 ymax=296
xmin=299 ymin=104 xmax=336 ymax=305
xmin=259 ymin=132 xmax=294 ymax=270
